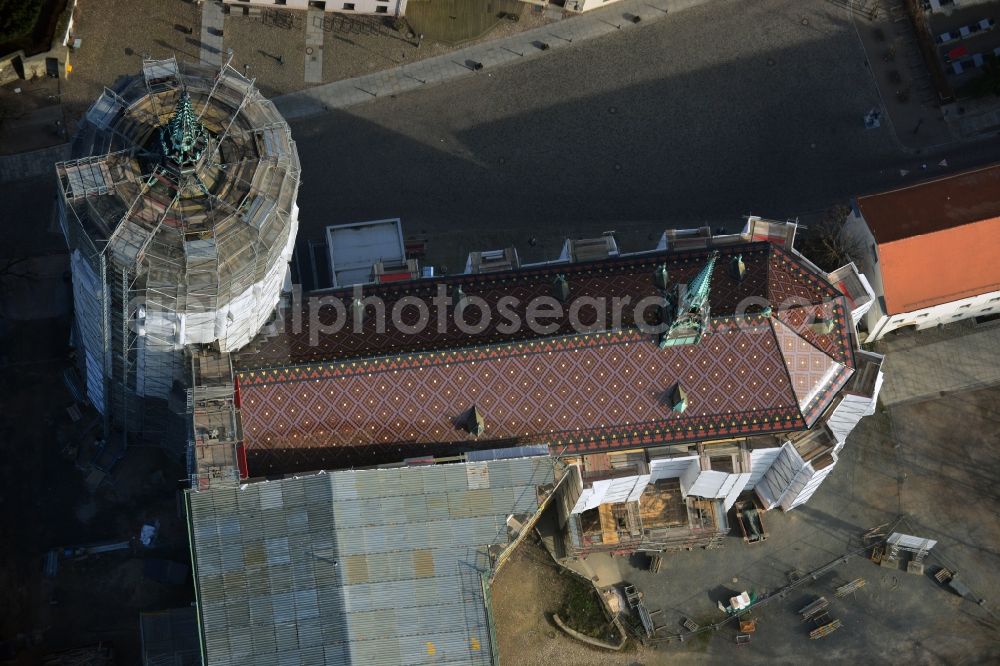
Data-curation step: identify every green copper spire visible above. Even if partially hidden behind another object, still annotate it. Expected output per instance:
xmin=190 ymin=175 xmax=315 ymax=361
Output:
xmin=684 ymin=250 xmax=718 ymax=313
xmin=657 ymin=250 xmax=719 ymax=349
xmin=160 ymin=91 xmax=207 ymax=168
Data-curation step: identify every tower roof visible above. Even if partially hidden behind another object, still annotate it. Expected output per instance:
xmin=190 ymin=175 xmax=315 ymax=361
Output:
xmin=55 ymin=58 xmax=301 ymax=353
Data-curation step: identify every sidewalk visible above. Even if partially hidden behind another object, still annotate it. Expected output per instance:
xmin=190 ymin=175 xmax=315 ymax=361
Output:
xmin=274 ymin=0 xmax=714 ymax=120
xmin=201 ymin=0 xmax=226 ymax=67
xmin=0 ymin=142 xmax=70 ymax=183
xmin=944 ymin=97 xmax=1000 ymax=138
xmin=848 ymin=0 xmax=957 ymax=151
xmin=874 ymin=319 xmax=1000 ymax=406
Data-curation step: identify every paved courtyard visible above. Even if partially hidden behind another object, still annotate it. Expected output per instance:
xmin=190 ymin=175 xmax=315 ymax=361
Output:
xmin=874 ymin=318 xmax=1000 ymax=406
xmin=58 ymin=0 xmax=202 ymax=132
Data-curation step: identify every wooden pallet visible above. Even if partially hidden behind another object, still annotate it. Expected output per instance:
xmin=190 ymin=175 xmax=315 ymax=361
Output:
xmin=935 ymin=567 xmax=954 ymax=583
xmin=835 ymin=578 xmax=866 ymax=598
xmin=809 ymin=618 xmax=843 ymax=639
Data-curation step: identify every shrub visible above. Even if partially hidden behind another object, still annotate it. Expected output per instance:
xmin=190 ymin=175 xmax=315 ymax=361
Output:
xmin=0 ymin=0 xmax=45 ymax=43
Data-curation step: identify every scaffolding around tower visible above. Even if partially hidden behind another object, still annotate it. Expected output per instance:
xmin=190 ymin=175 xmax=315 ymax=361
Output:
xmin=55 ymin=57 xmax=301 ymax=451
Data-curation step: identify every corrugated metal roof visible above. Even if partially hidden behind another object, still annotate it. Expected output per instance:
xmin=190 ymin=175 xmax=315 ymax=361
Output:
xmin=189 ymin=457 xmax=552 ymax=665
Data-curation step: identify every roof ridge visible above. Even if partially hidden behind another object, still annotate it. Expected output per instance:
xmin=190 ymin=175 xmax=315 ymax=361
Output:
xmin=767 ymin=317 xmax=807 ymax=425
xmin=304 ymin=241 xmax=769 ymax=300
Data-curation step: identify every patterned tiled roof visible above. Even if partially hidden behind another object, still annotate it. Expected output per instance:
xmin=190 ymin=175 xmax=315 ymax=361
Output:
xmin=234 ymin=244 xmax=855 ymax=476
xmin=234 ymin=244 xmax=835 ymax=370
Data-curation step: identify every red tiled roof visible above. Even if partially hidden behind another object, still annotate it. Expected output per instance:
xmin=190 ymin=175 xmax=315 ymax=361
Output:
xmin=877 ymin=215 xmax=1000 ymax=314
xmin=235 ymin=244 xmax=838 ymax=370
xmin=234 ymin=245 xmax=855 ymax=476
xmin=857 ymin=164 xmax=1000 ymax=313
xmin=857 ymin=164 xmax=1000 ymax=245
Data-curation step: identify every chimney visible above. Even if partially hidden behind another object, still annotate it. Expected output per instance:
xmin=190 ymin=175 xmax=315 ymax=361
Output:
xmin=669 ymin=383 xmax=688 ymax=413
xmin=553 ymin=274 xmax=570 ymax=303
xmin=730 ymin=254 xmax=747 ymax=282
xmin=654 ymin=263 xmax=669 ymax=291
xmin=463 ymin=405 xmax=486 ymax=437
xmin=451 ymin=284 xmax=466 ymax=317
xmin=352 ymin=297 xmax=365 ymax=325
xmin=810 ymin=314 xmax=835 ymax=335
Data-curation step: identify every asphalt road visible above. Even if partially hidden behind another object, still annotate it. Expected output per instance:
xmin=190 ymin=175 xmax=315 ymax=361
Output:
xmin=286 ymin=0 xmax=1000 ymax=277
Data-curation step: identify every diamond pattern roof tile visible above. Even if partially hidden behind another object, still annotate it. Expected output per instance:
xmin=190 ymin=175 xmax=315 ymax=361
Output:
xmin=234 ymin=244 xmax=856 ymax=475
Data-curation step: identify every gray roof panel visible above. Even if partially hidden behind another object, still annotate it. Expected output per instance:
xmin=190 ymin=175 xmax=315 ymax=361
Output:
xmin=188 ymin=457 xmax=553 ymax=665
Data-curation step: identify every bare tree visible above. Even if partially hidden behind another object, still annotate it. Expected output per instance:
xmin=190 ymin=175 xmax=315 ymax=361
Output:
xmin=797 ymin=205 xmax=867 ymax=273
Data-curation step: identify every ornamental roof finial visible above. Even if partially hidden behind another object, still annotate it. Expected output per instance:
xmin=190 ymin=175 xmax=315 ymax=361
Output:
xmin=160 ymin=91 xmax=207 ymax=168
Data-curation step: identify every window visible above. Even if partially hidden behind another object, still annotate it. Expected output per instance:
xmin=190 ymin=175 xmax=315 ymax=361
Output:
xmin=917 ymin=313 xmax=929 ymax=318
xmin=959 ymin=304 xmax=971 ymax=309
xmin=274 ymin=0 xmax=286 ymax=5
xmin=952 ymin=314 xmax=962 ymax=318
xmin=343 ymin=2 xmax=354 ymax=7
xmin=990 ymin=296 xmax=1000 ymax=303
xmin=375 ymin=4 xmax=388 ymax=12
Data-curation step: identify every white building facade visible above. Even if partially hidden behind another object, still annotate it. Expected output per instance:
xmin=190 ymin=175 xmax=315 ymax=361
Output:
xmin=224 ymin=0 xmax=406 ymax=17
xmin=843 ymin=166 xmax=1000 ymax=342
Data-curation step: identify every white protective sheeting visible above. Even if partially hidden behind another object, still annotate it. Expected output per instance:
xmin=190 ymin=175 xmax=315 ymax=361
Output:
xmin=827 ymin=393 xmax=877 ymax=445
xmin=723 ymin=473 xmax=751 ymax=510
xmin=84 ymin=91 xmax=123 ymax=131
xmin=571 ymin=474 xmax=650 ymax=514
xmin=755 ymin=442 xmax=806 ymax=510
xmin=886 ymin=533 xmax=937 ymax=551
xmin=852 ymin=272 xmax=876 ymax=323
xmin=142 ymin=57 xmax=178 ymax=83
xmin=70 ymin=250 xmax=106 ymax=413
xmin=684 ymin=469 xmax=752 ymax=510
xmin=649 ymin=456 xmax=699 ymax=483
xmin=175 ymin=205 xmax=298 ymax=354
xmin=686 ymin=470 xmax=733 ymax=498
xmin=680 ymin=458 xmax=702 ymax=497
xmin=783 ymin=454 xmax=837 ymax=510
xmin=183 ymin=311 xmax=217 ymax=344
xmin=754 ymin=442 xmax=837 ymax=511
xmin=744 ymin=448 xmax=782 ymax=492
xmin=326 ymin=218 xmax=405 ymax=288
xmin=651 ymin=456 xmax=750 ymax=506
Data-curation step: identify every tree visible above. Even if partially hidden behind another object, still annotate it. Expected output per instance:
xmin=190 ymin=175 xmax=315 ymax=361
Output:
xmin=0 ymin=0 xmax=44 ymax=43
xmin=962 ymin=55 xmax=1000 ymax=99
xmin=796 ymin=205 xmax=867 ymax=273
